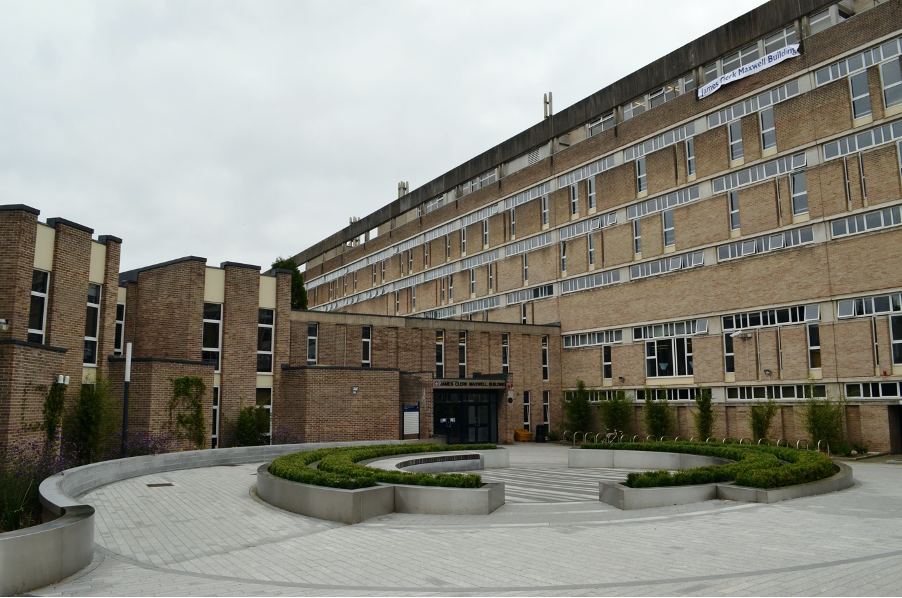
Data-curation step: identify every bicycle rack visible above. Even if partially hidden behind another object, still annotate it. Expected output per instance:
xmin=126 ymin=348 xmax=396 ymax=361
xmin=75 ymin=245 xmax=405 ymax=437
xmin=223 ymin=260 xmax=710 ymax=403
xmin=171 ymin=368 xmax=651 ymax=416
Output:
xmin=797 ymin=439 xmax=810 ymax=450
xmin=817 ymin=440 xmax=830 ymax=454
xmin=594 ymin=433 xmax=603 ymax=443
xmin=738 ymin=437 xmax=751 ymax=445
xmin=706 ymin=437 xmax=716 ymax=443
xmin=659 ymin=436 xmax=668 ymax=442
xmin=572 ymin=431 xmax=583 ymax=447
xmin=722 ymin=437 xmax=736 ymax=444
xmin=581 ymin=432 xmax=591 ymax=443
xmin=563 ymin=430 xmax=571 ymax=443
xmin=674 ymin=436 xmax=682 ymax=442
xmin=689 ymin=437 xmax=698 ymax=442
xmin=757 ymin=438 xmax=771 ymax=446
xmin=619 ymin=433 xmax=627 ymax=443
xmin=645 ymin=435 xmax=655 ymax=442
xmin=776 ymin=438 xmax=787 ymax=448
xmin=631 ymin=435 xmax=639 ymax=443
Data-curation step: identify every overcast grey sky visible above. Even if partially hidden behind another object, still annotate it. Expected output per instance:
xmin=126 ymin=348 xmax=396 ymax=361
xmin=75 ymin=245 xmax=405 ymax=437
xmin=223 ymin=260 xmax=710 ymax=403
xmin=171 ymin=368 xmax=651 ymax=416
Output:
xmin=0 ymin=0 xmax=767 ymax=272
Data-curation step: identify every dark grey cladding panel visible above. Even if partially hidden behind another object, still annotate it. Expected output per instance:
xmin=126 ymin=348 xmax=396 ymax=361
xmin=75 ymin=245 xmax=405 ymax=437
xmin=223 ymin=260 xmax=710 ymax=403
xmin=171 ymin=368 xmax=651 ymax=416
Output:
xmin=295 ymin=0 xmax=832 ymax=266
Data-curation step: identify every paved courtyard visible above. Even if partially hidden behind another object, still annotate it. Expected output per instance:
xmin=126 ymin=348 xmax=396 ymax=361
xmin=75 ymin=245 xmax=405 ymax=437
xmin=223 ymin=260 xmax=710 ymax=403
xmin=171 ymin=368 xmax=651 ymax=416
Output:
xmin=35 ymin=443 xmax=902 ymax=596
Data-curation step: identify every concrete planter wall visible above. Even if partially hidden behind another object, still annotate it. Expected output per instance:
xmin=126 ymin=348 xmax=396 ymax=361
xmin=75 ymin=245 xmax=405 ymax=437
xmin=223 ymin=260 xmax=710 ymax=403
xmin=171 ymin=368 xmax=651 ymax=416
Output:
xmin=1 ymin=439 xmax=425 ymax=596
xmin=568 ymin=448 xmax=730 ymax=470
xmin=368 ymin=448 xmax=509 ymax=473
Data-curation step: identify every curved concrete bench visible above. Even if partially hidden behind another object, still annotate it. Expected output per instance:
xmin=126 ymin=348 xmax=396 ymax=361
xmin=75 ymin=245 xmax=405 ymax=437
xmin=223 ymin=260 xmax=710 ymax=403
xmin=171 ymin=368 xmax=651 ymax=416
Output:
xmin=368 ymin=448 xmax=509 ymax=473
xmin=1 ymin=439 xmax=423 ymax=595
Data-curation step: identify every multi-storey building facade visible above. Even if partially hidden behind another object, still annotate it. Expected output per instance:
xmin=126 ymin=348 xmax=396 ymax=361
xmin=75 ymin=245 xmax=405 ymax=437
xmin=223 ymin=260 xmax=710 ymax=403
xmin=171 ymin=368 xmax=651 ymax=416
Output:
xmin=295 ymin=0 xmax=902 ymax=452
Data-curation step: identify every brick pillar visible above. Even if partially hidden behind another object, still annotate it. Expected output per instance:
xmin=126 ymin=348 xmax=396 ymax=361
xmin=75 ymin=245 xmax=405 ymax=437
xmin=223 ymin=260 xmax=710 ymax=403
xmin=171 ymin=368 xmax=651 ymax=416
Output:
xmin=96 ymin=236 xmax=122 ymax=378
xmin=220 ymin=262 xmax=260 ymax=430
xmin=272 ymin=270 xmax=292 ymax=432
xmin=0 ymin=205 xmax=39 ymax=343
xmin=45 ymin=218 xmax=93 ymax=382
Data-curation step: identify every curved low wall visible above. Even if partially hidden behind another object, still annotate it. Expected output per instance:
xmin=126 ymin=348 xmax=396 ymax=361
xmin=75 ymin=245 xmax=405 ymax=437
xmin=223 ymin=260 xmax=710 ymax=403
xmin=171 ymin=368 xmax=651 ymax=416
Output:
xmin=2 ymin=439 xmax=423 ymax=596
xmin=568 ymin=448 xmax=731 ymax=470
xmin=368 ymin=448 xmax=509 ymax=473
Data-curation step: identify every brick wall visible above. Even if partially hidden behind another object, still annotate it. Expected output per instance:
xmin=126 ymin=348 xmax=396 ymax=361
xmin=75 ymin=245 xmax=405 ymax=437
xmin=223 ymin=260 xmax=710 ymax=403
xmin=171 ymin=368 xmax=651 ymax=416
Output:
xmin=0 ymin=207 xmax=38 ymax=343
xmin=0 ymin=342 xmax=66 ymax=450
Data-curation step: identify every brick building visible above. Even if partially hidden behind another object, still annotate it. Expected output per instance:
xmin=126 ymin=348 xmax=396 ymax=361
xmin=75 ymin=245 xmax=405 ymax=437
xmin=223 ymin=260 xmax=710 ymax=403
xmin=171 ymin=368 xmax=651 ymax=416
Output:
xmin=295 ymin=0 xmax=902 ymax=452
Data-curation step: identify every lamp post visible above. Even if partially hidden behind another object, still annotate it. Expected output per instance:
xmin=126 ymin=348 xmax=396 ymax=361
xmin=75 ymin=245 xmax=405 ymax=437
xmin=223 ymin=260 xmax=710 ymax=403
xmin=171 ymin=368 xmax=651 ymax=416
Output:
xmin=120 ymin=342 xmax=132 ymax=457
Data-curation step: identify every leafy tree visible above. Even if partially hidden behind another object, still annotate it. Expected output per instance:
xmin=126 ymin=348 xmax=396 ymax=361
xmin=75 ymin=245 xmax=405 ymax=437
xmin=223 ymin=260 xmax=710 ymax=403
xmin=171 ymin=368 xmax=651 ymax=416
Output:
xmin=693 ymin=387 xmax=715 ymax=439
xmin=749 ymin=399 xmax=779 ymax=442
xmin=803 ymin=396 xmax=846 ymax=453
xmin=67 ymin=377 xmax=117 ymax=463
xmin=563 ymin=380 xmax=593 ymax=433
xmin=231 ymin=405 xmax=271 ymax=447
xmin=41 ymin=382 xmax=67 ymax=447
xmin=169 ymin=377 xmax=207 ymax=449
xmin=271 ymin=256 xmax=308 ymax=310
xmin=642 ymin=388 xmax=673 ymax=438
xmin=598 ymin=389 xmax=633 ymax=433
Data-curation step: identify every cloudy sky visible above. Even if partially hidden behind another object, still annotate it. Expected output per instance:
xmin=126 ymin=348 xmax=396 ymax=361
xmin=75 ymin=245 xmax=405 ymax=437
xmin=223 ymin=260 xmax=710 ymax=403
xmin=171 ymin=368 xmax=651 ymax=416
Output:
xmin=0 ymin=0 xmax=767 ymax=272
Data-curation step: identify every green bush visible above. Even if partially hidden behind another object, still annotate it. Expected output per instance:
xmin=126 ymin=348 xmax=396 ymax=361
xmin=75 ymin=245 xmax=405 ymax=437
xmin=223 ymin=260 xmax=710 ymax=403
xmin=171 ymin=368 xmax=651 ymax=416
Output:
xmin=749 ymin=399 xmax=779 ymax=442
xmin=803 ymin=396 xmax=846 ymax=452
xmin=169 ymin=377 xmax=207 ymax=448
xmin=599 ymin=389 xmax=633 ymax=433
xmin=642 ymin=388 xmax=673 ymax=438
xmin=580 ymin=441 xmax=836 ymax=490
xmin=563 ymin=380 xmax=593 ymax=432
xmin=692 ymin=387 xmax=714 ymax=439
xmin=65 ymin=377 xmax=117 ymax=464
xmin=230 ymin=405 xmax=271 ymax=447
xmin=41 ymin=382 xmax=67 ymax=446
xmin=269 ymin=443 xmax=496 ymax=490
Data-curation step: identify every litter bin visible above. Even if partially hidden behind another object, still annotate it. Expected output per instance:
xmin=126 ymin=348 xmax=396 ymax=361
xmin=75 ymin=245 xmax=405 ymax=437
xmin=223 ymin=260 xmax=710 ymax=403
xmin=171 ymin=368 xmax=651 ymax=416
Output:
xmin=535 ymin=424 xmax=547 ymax=443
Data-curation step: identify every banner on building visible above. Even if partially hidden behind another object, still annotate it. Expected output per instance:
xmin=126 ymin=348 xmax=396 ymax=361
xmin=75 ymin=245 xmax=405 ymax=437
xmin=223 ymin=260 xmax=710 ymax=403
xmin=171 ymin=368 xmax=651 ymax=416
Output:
xmin=698 ymin=44 xmax=800 ymax=100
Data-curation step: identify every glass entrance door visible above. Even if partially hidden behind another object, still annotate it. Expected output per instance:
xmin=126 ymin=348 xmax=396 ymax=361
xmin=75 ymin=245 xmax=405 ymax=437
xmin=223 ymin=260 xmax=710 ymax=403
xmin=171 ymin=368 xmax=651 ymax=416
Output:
xmin=434 ymin=391 xmax=498 ymax=444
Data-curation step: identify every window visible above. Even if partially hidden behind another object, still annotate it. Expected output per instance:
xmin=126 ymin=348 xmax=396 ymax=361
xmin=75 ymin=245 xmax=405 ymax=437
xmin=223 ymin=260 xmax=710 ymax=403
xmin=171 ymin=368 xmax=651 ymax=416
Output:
xmin=729 ymin=120 xmax=743 ymax=161
xmin=361 ymin=326 xmax=371 ymax=367
xmin=202 ymin=303 xmax=222 ymax=371
xmin=646 ymin=337 xmax=693 ymax=377
xmin=760 ymin=107 xmax=776 ymax=150
xmin=808 ymin=8 xmax=831 ymax=35
xmin=704 ymin=62 xmax=718 ymax=83
xmin=560 ymin=241 xmax=567 ymax=272
xmin=445 ymin=235 xmax=451 ymax=260
xmin=686 ymin=138 xmax=696 ymax=175
xmin=729 ymin=191 xmax=740 ymax=230
xmin=892 ymin=316 xmax=902 ymax=365
xmin=765 ymin=25 xmax=798 ymax=54
xmin=211 ymin=386 xmax=220 ymax=448
xmin=570 ymin=185 xmax=578 ymax=215
xmin=435 ymin=331 xmax=445 ymax=378
xmin=791 ymin=171 xmax=808 ymax=215
xmin=523 ymin=253 xmax=529 ymax=281
xmin=458 ymin=331 xmax=467 ymax=378
xmin=587 ymin=112 xmax=614 ymax=137
xmin=831 ymin=205 xmax=901 ymax=238
xmin=306 ymin=322 xmax=318 ymax=365
xmin=542 ymin=336 xmax=549 ymax=381
xmin=256 ymin=388 xmax=272 ymax=440
xmin=461 ymin=227 xmax=467 ymax=254
xmin=394 ymin=291 xmax=400 ymax=314
xmin=588 ymin=233 xmax=595 ymax=266
xmin=729 ymin=384 xmax=825 ymax=400
xmin=806 ymin=323 xmax=822 ymax=369
xmin=602 ymin=346 xmax=612 ymax=379
xmin=501 ymin=333 xmax=509 ymax=374
xmin=713 ymin=152 xmax=805 ymax=193
xmin=846 ymin=381 xmax=902 ymax=399
xmin=28 ymin=270 xmax=49 ymax=344
xmin=423 ymin=244 xmax=428 ymax=269
xmin=381 ymin=260 xmax=386 ymax=282
xmin=627 ymin=185 xmax=700 ymax=220
xmin=543 ymin=391 xmax=550 ymax=426
xmin=541 ymin=196 xmax=549 ymax=225
xmin=84 ymin=283 xmax=101 ymax=366
xmin=850 ymin=71 xmax=871 ymax=119
xmin=510 ymin=208 xmax=516 ymax=237
xmin=633 ymin=220 xmax=641 ymax=254
xmin=506 ymin=232 xmax=553 ymax=257
xmin=587 ymin=177 xmax=596 ymax=210
xmin=882 ymin=60 xmax=902 ymax=109
xmin=507 ymin=284 xmax=555 ymax=304
xmin=723 ymin=305 xmax=819 ymax=330
xmin=636 ymin=157 xmax=647 ymax=192
xmin=724 ymin=333 xmax=735 ymax=373
xmin=114 ymin=303 xmax=125 ymax=356
xmin=563 ymin=329 xmax=623 ymax=348
xmin=662 ymin=210 xmax=674 ymax=247
xmin=523 ymin=390 xmax=531 ymax=432
xmin=469 ymin=269 xmax=475 ymax=296
xmin=488 ymin=263 xmax=493 ymax=291
xmin=718 ymin=226 xmax=814 ymax=261
xmin=521 ymin=303 xmax=527 ymax=324
xmin=482 ymin=220 xmax=489 ymax=247
xmin=353 ymin=271 xmax=357 ymax=291
xmin=448 ymin=275 xmax=454 ymax=302
xmin=257 ymin=309 xmax=274 ymax=374
xmin=440 ymin=276 xmax=446 ymax=302
xmin=407 ymin=250 xmax=413 ymax=273
xmin=722 ymin=44 xmax=759 ymax=74
xmin=372 ymin=265 xmax=377 ymax=285
xmin=411 ymin=285 xmax=416 ymax=310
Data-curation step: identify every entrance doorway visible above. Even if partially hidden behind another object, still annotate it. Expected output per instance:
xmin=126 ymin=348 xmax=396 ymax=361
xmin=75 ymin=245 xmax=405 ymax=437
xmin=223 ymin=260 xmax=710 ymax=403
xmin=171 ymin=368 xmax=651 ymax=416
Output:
xmin=434 ymin=390 xmax=499 ymax=444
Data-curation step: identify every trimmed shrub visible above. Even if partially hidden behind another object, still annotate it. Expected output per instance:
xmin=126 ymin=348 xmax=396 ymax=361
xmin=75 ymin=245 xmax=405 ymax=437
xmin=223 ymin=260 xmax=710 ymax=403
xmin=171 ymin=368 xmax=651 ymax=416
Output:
xmin=563 ymin=380 xmax=593 ymax=433
xmin=692 ymin=387 xmax=714 ymax=439
xmin=269 ymin=443 xmax=496 ymax=490
xmin=599 ymin=389 xmax=633 ymax=433
xmin=642 ymin=389 xmax=673 ymax=438
xmin=229 ymin=405 xmax=271 ymax=447
xmin=749 ymin=399 xmax=779 ymax=442
xmin=65 ymin=376 xmax=117 ymax=464
xmin=580 ymin=441 xmax=836 ymax=490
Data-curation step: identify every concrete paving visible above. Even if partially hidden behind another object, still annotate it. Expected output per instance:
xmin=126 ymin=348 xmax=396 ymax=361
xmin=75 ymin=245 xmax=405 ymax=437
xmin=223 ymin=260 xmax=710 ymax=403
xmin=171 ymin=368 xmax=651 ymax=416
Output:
xmin=34 ymin=443 xmax=902 ymax=596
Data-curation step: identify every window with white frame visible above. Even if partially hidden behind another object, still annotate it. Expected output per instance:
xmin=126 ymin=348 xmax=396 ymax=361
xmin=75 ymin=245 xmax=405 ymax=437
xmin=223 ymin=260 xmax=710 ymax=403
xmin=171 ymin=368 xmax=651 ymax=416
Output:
xmin=510 ymin=208 xmax=516 ymax=237
xmin=353 ymin=271 xmax=357 ymax=291
xmin=718 ymin=226 xmax=814 ymax=261
xmin=837 ymin=292 xmax=902 ymax=319
xmin=381 ymin=260 xmax=386 ymax=282
xmin=306 ymin=322 xmax=318 ymax=365
xmin=256 ymin=387 xmax=272 ymax=440
xmin=521 ymin=303 xmax=527 ymax=324
xmin=84 ymin=283 xmax=101 ymax=366
xmin=728 ymin=191 xmax=740 ymax=230
xmin=587 ymin=112 xmax=614 ymax=137
xmin=440 ymin=276 xmax=446 ymax=302
xmin=461 ymin=227 xmax=467 ymax=254
xmin=542 ymin=336 xmax=549 ymax=381
xmin=831 ymin=205 xmax=901 ymax=238
xmin=488 ymin=262 xmax=493 ymax=291
xmin=850 ymin=71 xmax=871 ymax=119
xmin=423 ymin=244 xmax=429 ymax=269
xmin=570 ymin=185 xmax=578 ymax=215
xmin=723 ymin=304 xmax=819 ymax=330
xmin=807 ymin=324 xmax=821 ymax=369
xmin=257 ymin=309 xmax=274 ymax=374
xmin=411 ymin=285 xmax=416 ymax=310
xmin=637 ymin=387 xmax=699 ymax=402
xmin=724 ymin=333 xmax=735 ymax=373
xmin=469 ymin=269 xmax=475 ymax=296
xmin=372 ymin=265 xmax=377 ymax=285
xmin=501 ymin=333 xmax=509 ymax=374
xmin=847 ymin=381 xmax=902 ymax=399
xmin=435 ymin=330 xmax=444 ymax=378
xmin=627 ymin=186 xmax=700 ymax=220
xmin=760 ymin=107 xmax=776 ymax=150
xmin=808 ymin=8 xmax=832 ymax=35
xmin=729 ymin=120 xmax=743 ymax=161
xmin=445 ymin=235 xmax=451 ymax=260
xmin=523 ymin=390 xmax=531 ymax=431
xmin=202 ymin=303 xmax=222 ymax=371
xmin=211 ymin=386 xmax=220 ymax=448
xmin=704 ymin=61 xmax=718 ymax=83
xmin=394 ymin=290 xmax=400 ymax=314
xmin=722 ymin=43 xmax=759 ymax=74
xmin=448 ymin=275 xmax=454 ymax=302
xmin=645 ymin=335 xmax=693 ymax=377
xmin=636 ymin=157 xmax=647 ymax=192
xmin=408 ymin=249 xmax=413 ymax=273
xmin=686 ymin=138 xmax=696 ymax=175
xmin=882 ymin=60 xmax=902 ymax=109
xmin=633 ymin=220 xmax=641 ymax=254
xmin=588 ymin=177 xmax=596 ymax=210
xmin=114 ymin=303 xmax=125 ymax=356
xmin=713 ymin=152 xmax=805 ymax=193
xmin=588 ymin=233 xmax=595 ymax=266
xmin=765 ymin=25 xmax=799 ymax=54
xmin=791 ymin=171 xmax=808 ymax=215
xmin=543 ymin=390 xmax=550 ymax=425
xmin=28 ymin=270 xmax=49 ymax=344
xmin=893 ymin=315 xmax=902 ymax=365
xmin=630 ymin=251 xmax=704 ymax=280
xmin=482 ymin=220 xmax=489 ymax=247
xmin=522 ymin=253 xmax=529 ymax=281
xmin=541 ymin=196 xmax=549 ymax=225
xmin=563 ymin=329 xmax=623 ymax=348
xmin=560 ymin=241 xmax=567 ymax=272
xmin=361 ymin=326 xmax=371 ymax=367
xmin=662 ymin=210 xmax=674 ymax=247
xmin=458 ymin=331 xmax=467 ymax=378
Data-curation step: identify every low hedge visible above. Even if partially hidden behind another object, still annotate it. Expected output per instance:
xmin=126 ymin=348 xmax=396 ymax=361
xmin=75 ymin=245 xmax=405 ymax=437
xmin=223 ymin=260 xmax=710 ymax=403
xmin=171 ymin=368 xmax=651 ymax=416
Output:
xmin=269 ymin=443 xmax=496 ymax=490
xmin=579 ymin=442 xmax=835 ymax=490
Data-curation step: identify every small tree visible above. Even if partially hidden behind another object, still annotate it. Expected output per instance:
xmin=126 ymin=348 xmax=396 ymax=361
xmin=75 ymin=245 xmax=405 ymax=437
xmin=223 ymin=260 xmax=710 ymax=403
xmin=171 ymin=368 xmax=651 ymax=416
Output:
xmin=563 ymin=380 xmax=593 ymax=433
xmin=749 ymin=399 xmax=779 ymax=442
xmin=271 ymin=257 xmax=308 ymax=310
xmin=41 ymin=382 xmax=67 ymax=447
xmin=803 ymin=396 xmax=846 ymax=452
xmin=643 ymin=388 xmax=673 ymax=438
xmin=169 ymin=377 xmax=207 ymax=449
xmin=231 ymin=405 xmax=271 ymax=447
xmin=599 ymin=389 xmax=633 ymax=434
xmin=67 ymin=376 xmax=117 ymax=463
xmin=693 ymin=387 xmax=715 ymax=440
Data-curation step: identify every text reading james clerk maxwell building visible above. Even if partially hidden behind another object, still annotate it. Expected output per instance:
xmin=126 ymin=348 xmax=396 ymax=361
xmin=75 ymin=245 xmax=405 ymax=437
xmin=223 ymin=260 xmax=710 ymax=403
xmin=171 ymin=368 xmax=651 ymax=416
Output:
xmin=3 ymin=0 xmax=902 ymax=452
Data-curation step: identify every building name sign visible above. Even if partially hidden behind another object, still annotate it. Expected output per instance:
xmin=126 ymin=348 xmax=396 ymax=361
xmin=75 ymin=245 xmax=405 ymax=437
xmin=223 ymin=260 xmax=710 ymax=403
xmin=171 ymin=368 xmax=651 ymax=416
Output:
xmin=698 ymin=44 xmax=800 ymax=100
xmin=433 ymin=379 xmax=506 ymax=389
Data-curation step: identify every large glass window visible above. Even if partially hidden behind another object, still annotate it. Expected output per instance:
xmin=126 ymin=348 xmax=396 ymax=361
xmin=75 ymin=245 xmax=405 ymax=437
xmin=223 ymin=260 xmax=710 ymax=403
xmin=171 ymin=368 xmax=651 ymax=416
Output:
xmin=28 ymin=270 xmax=49 ymax=344
xmin=587 ymin=177 xmax=596 ymax=210
xmin=84 ymin=283 xmax=101 ymax=366
xmin=361 ymin=326 xmax=371 ymax=367
xmin=570 ymin=185 xmax=578 ymax=215
xmin=523 ymin=390 xmax=531 ymax=432
xmin=760 ymin=107 xmax=776 ymax=150
xmin=501 ymin=333 xmax=509 ymax=374
xmin=663 ymin=210 xmax=675 ymax=247
xmin=791 ymin=171 xmax=808 ymax=215
xmin=435 ymin=330 xmax=444 ymax=378
xmin=850 ymin=71 xmax=871 ymax=119
xmin=458 ymin=331 xmax=467 ymax=378
xmin=729 ymin=120 xmax=743 ymax=161
xmin=202 ymin=303 xmax=222 ymax=371
xmin=603 ymin=345 xmax=612 ymax=379
xmin=543 ymin=391 xmax=550 ymax=426
xmin=729 ymin=191 xmax=740 ymax=230
xmin=646 ymin=337 xmax=693 ymax=377
xmin=636 ymin=157 xmax=647 ymax=192
xmin=542 ymin=336 xmax=549 ymax=381
xmin=882 ymin=60 xmax=902 ymax=109
xmin=257 ymin=309 xmax=274 ymax=374
xmin=306 ymin=322 xmax=318 ymax=366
